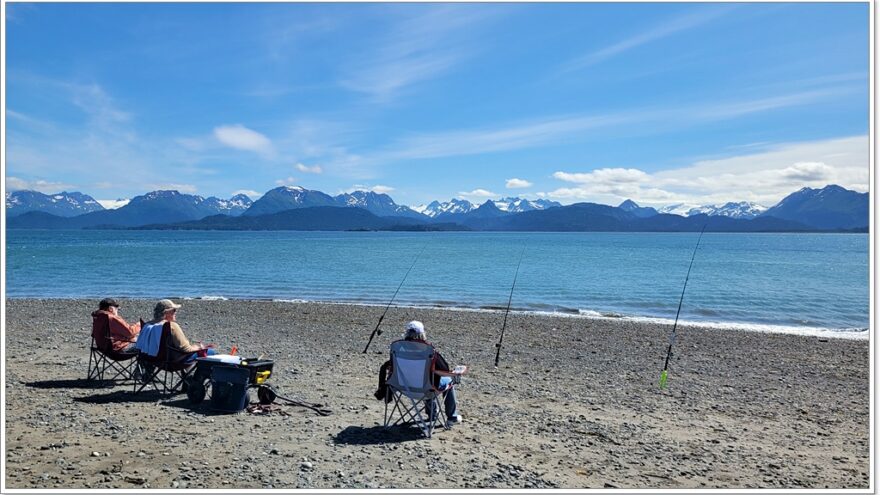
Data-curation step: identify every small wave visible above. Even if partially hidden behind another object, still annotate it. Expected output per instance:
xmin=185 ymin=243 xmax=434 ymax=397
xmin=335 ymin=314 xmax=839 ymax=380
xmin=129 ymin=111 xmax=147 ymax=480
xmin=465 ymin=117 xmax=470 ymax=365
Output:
xmin=555 ymin=306 xmax=581 ymax=315
xmin=195 ymin=295 xmax=229 ymax=301
xmin=271 ymin=298 xmax=311 ymax=304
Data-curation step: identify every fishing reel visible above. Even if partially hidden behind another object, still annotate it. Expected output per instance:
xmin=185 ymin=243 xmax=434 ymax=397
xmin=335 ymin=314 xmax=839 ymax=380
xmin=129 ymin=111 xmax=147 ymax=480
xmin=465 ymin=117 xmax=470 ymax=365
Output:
xmin=376 ymin=329 xmax=383 ymax=336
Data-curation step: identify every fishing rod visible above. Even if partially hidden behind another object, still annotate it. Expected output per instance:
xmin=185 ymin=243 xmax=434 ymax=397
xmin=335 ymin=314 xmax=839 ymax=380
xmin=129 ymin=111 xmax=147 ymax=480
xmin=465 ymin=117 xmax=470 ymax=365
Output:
xmin=362 ymin=243 xmax=429 ymax=354
xmin=659 ymin=224 xmax=707 ymax=389
xmin=494 ymin=247 xmax=526 ymax=367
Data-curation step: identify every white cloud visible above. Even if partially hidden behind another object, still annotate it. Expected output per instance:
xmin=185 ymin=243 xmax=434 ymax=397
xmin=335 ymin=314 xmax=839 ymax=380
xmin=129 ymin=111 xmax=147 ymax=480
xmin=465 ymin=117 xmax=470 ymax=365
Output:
xmin=458 ymin=188 xmax=498 ymax=201
xmin=537 ymin=135 xmax=868 ymax=207
xmin=553 ymin=168 xmax=650 ymax=184
xmin=232 ymin=189 xmax=263 ymax=199
xmin=344 ymin=184 xmax=396 ymax=194
xmin=96 ymin=199 xmax=131 ymax=210
xmin=296 ymin=163 xmax=323 ymax=174
xmin=505 ymin=178 xmax=533 ymax=189
xmin=214 ymin=124 xmax=274 ymax=156
xmin=6 ymin=176 xmax=76 ymax=193
xmin=149 ymin=183 xmax=199 ymax=194
xmin=274 ymin=177 xmax=298 ymax=186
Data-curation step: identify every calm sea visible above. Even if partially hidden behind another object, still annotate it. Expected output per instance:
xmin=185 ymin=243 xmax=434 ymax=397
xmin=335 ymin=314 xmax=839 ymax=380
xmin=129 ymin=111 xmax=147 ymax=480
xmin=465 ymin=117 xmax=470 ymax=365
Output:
xmin=5 ymin=230 xmax=869 ymax=337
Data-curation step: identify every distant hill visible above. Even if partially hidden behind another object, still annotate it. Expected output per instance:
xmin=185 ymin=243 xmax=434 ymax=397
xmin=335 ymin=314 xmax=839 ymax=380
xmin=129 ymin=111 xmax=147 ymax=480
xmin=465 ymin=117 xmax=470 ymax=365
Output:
xmin=6 ymin=190 xmax=104 ymax=217
xmin=335 ymin=190 xmax=425 ymax=219
xmin=618 ymin=199 xmax=658 ymax=218
xmin=137 ymin=206 xmax=446 ymax=231
xmin=243 ymin=186 xmax=337 ymax=216
xmin=465 ymin=202 xmax=815 ymax=232
xmin=760 ymin=185 xmax=868 ymax=229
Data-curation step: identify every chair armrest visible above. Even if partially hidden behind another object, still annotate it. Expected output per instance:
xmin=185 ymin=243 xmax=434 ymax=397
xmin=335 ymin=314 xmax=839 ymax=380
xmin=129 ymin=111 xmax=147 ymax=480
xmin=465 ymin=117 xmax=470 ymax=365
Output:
xmin=433 ymin=365 xmax=467 ymax=377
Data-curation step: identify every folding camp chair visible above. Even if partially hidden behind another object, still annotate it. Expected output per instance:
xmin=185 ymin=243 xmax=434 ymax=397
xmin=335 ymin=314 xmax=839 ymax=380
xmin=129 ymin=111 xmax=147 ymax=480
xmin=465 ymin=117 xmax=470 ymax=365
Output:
xmin=87 ymin=312 xmax=138 ymax=385
xmin=383 ymin=340 xmax=452 ymax=438
xmin=132 ymin=322 xmax=194 ymax=395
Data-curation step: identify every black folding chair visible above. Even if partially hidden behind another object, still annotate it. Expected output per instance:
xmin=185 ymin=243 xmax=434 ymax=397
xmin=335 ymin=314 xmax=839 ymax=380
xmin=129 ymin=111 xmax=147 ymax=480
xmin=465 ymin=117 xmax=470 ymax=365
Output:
xmin=132 ymin=322 xmax=194 ymax=395
xmin=87 ymin=312 xmax=138 ymax=386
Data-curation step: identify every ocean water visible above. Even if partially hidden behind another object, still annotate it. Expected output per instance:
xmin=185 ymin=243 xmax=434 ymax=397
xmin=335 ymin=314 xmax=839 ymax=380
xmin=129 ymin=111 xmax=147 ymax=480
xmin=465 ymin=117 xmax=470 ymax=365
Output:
xmin=5 ymin=230 xmax=869 ymax=337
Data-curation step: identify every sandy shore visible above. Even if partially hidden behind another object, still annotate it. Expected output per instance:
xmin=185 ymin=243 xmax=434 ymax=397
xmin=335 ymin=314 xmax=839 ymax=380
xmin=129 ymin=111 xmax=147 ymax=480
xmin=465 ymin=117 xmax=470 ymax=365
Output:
xmin=4 ymin=298 xmax=870 ymax=489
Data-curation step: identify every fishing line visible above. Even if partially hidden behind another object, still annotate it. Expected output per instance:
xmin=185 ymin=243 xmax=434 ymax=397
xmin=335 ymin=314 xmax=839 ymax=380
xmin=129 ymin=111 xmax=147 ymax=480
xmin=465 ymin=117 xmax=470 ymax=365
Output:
xmin=362 ymin=242 xmax=429 ymax=354
xmin=494 ymin=247 xmax=526 ymax=367
xmin=659 ymin=224 xmax=707 ymax=389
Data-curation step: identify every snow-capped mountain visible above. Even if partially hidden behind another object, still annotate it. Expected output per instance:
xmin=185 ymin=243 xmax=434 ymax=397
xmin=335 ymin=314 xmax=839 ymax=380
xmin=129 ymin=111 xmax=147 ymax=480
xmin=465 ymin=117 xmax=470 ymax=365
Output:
xmin=6 ymin=190 xmax=105 ymax=217
xmin=334 ymin=190 xmax=424 ymax=218
xmin=685 ymin=202 xmax=767 ymax=219
xmin=97 ymin=198 xmax=131 ymax=210
xmin=413 ymin=197 xmax=559 ymax=218
xmin=413 ymin=199 xmax=476 ymax=218
xmin=203 ymin=194 xmax=253 ymax=216
xmin=657 ymin=203 xmax=702 ymax=216
xmin=242 ymin=186 xmax=337 ymax=216
xmin=493 ymin=197 xmax=561 ymax=213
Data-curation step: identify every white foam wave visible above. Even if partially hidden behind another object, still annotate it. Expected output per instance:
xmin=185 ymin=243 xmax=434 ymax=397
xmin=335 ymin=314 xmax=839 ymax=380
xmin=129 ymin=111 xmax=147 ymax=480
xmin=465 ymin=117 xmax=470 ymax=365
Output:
xmin=203 ymin=296 xmax=869 ymax=340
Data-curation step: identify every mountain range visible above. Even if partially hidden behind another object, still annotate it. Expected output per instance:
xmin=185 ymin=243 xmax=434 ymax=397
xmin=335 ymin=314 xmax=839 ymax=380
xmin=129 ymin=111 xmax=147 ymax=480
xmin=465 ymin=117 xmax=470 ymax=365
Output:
xmin=5 ymin=190 xmax=104 ymax=217
xmin=6 ymin=184 xmax=869 ymax=232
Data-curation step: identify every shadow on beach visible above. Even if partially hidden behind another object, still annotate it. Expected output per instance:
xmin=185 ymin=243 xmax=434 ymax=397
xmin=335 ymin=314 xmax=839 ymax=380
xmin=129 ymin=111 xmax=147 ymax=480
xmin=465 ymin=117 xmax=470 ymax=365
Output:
xmin=71 ymin=389 xmax=249 ymax=417
xmin=333 ymin=424 xmax=427 ymax=445
xmin=25 ymin=378 xmax=118 ymax=390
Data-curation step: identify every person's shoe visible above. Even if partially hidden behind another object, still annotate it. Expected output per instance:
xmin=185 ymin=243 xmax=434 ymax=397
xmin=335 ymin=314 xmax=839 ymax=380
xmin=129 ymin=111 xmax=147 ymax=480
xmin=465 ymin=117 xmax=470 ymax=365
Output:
xmin=447 ymin=414 xmax=463 ymax=425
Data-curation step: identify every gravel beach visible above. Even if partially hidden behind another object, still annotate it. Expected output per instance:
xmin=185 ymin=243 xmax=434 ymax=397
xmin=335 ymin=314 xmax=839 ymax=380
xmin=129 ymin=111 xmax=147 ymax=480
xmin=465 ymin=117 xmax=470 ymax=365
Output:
xmin=4 ymin=298 xmax=870 ymax=489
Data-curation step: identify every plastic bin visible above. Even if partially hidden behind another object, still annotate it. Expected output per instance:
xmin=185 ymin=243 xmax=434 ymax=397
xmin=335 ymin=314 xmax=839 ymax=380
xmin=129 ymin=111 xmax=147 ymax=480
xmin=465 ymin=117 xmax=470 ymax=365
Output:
xmin=210 ymin=366 xmax=251 ymax=413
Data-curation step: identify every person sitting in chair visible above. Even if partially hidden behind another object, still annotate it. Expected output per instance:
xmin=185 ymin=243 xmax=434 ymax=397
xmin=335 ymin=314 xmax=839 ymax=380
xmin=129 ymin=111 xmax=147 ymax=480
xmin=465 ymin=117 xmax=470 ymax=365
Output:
xmin=136 ymin=299 xmax=214 ymax=362
xmin=375 ymin=320 xmax=463 ymax=424
xmin=91 ymin=298 xmax=141 ymax=353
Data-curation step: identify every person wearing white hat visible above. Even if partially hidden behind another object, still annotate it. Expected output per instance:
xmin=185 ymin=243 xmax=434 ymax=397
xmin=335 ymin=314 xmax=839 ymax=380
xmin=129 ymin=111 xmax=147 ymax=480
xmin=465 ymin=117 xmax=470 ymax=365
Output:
xmin=375 ymin=320 xmax=463 ymax=424
xmin=135 ymin=299 xmax=214 ymax=361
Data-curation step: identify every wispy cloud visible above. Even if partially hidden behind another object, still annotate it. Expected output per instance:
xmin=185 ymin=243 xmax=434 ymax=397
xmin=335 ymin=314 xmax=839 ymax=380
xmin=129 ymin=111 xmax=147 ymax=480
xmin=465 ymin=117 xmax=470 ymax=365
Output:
xmin=5 ymin=74 xmax=188 ymax=193
xmin=214 ymin=124 xmax=274 ymax=157
xmin=6 ymin=176 xmax=76 ymax=193
xmin=149 ymin=183 xmax=199 ymax=194
xmin=559 ymin=6 xmax=733 ymax=73
xmin=232 ymin=189 xmax=263 ymax=199
xmin=538 ymin=135 xmax=868 ymax=206
xmin=339 ymin=5 xmax=495 ymax=100
xmin=274 ymin=177 xmax=298 ymax=186
xmin=370 ymin=87 xmax=849 ymax=163
xmin=344 ymin=184 xmax=395 ymax=194
xmin=506 ymin=178 xmax=532 ymax=189
xmin=296 ymin=163 xmax=323 ymax=174
xmin=458 ymin=188 xmax=498 ymax=201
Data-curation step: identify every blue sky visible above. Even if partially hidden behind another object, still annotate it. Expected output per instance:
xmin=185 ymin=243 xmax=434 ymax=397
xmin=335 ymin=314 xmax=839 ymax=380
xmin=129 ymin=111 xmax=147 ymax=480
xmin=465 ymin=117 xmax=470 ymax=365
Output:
xmin=5 ymin=2 xmax=870 ymax=209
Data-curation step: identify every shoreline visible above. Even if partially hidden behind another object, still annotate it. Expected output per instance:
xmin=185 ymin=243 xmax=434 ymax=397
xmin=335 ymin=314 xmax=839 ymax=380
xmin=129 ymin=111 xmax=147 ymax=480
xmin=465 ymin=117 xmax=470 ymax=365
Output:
xmin=6 ymin=295 xmax=869 ymax=340
xmin=4 ymin=298 xmax=870 ymax=489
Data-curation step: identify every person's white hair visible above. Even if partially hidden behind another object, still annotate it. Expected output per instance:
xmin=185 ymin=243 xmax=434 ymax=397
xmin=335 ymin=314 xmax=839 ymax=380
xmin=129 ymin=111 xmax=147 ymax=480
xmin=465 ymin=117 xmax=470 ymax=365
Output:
xmin=404 ymin=320 xmax=426 ymax=339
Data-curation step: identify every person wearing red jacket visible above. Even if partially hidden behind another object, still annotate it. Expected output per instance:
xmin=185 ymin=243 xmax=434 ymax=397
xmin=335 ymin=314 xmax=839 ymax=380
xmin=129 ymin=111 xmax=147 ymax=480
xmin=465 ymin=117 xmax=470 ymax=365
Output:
xmin=91 ymin=298 xmax=141 ymax=353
